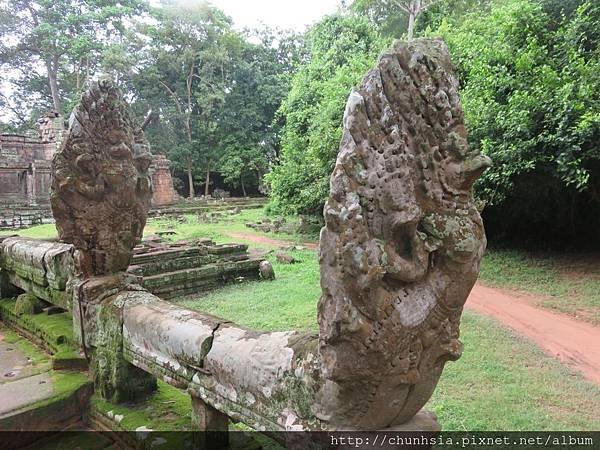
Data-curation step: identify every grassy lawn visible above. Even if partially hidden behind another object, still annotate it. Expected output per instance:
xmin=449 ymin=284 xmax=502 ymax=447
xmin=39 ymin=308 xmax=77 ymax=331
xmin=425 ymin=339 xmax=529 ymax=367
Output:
xmin=178 ymin=247 xmax=600 ymax=431
xmin=10 ymin=212 xmax=600 ymax=325
xmin=1 ymin=209 xmax=313 ymax=247
xmin=180 ymin=248 xmax=321 ymax=332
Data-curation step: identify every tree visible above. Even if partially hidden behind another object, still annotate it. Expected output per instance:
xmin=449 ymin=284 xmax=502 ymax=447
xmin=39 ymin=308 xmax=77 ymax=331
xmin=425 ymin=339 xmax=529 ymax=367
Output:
xmin=351 ymin=0 xmax=442 ymax=39
xmin=394 ymin=0 xmax=441 ymax=39
xmin=434 ymin=0 xmax=600 ymax=245
xmin=267 ymin=15 xmax=388 ymax=215
xmin=216 ymin=28 xmax=306 ymax=196
xmin=0 ymin=0 xmax=147 ymax=120
xmin=132 ymin=3 xmax=233 ymax=198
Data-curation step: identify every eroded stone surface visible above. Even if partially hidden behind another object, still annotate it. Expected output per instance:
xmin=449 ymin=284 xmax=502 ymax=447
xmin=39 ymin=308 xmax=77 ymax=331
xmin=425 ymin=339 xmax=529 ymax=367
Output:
xmin=50 ymin=79 xmax=153 ymax=277
xmin=317 ymin=38 xmax=490 ymax=429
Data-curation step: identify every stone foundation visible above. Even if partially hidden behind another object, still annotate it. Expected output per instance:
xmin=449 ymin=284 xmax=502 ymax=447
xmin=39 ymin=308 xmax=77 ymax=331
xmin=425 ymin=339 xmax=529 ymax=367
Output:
xmin=149 ymin=197 xmax=267 ymax=218
xmin=129 ymin=237 xmax=265 ymax=299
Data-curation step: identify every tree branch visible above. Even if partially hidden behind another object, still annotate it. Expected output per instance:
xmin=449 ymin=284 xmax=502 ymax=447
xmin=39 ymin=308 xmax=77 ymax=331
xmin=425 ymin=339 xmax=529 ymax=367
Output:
xmin=158 ymin=80 xmax=183 ymax=116
xmin=392 ymin=0 xmax=411 ymax=14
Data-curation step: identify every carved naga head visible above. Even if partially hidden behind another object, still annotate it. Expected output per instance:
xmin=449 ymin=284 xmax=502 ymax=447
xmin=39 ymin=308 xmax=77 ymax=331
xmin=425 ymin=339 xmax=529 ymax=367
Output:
xmin=50 ymin=79 xmax=153 ymax=276
xmin=317 ymin=39 xmax=490 ymax=430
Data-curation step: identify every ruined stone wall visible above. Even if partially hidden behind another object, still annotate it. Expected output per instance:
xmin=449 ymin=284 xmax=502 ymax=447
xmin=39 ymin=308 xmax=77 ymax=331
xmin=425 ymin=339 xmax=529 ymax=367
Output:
xmin=0 ymin=111 xmax=63 ymax=206
xmin=0 ymin=130 xmax=176 ymax=208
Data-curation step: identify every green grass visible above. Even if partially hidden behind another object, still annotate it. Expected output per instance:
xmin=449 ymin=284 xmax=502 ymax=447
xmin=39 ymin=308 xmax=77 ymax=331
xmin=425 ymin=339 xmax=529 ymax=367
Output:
xmin=430 ymin=311 xmax=600 ymax=431
xmin=0 ymin=223 xmax=58 ymax=239
xmin=92 ymin=380 xmax=192 ymax=431
xmin=4 ymin=209 xmax=600 ymax=431
xmin=0 ymin=298 xmax=76 ymax=350
xmin=1 ymin=326 xmax=51 ymax=369
xmin=2 ymin=208 xmax=313 ymax=248
xmin=147 ymin=208 xmax=314 ymax=248
xmin=480 ymin=248 xmax=600 ymax=325
xmin=12 ymin=213 xmax=600 ymax=326
xmin=180 ymin=248 xmax=321 ymax=332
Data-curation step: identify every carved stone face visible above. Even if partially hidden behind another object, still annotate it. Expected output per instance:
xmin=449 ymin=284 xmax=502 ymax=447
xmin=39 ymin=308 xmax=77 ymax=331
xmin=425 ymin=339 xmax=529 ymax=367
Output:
xmin=317 ymin=39 xmax=490 ymax=430
xmin=50 ymin=79 xmax=153 ymax=276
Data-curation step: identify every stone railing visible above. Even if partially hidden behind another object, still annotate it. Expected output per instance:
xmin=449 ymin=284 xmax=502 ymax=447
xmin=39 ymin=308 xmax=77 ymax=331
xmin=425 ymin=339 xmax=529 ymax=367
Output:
xmin=0 ymin=236 xmax=266 ymax=305
xmin=0 ymin=236 xmax=73 ymax=309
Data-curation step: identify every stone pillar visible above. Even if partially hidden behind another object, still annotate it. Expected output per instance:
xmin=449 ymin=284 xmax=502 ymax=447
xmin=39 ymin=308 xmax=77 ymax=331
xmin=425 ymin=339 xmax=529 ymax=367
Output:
xmin=150 ymin=155 xmax=177 ymax=206
xmin=39 ymin=110 xmax=63 ymax=160
xmin=26 ymin=163 xmax=37 ymax=206
xmin=0 ymin=269 xmax=18 ymax=299
xmin=72 ymin=276 xmax=157 ymax=403
xmin=190 ymin=395 xmax=229 ymax=449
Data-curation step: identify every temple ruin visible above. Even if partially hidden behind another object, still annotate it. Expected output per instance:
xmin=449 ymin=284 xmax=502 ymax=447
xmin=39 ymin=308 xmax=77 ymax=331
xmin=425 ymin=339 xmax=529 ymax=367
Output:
xmin=0 ymin=39 xmax=490 ymax=448
xmin=0 ymin=111 xmax=177 ymax=229
xmin=0 ymin=111 xmax=61 ymax=207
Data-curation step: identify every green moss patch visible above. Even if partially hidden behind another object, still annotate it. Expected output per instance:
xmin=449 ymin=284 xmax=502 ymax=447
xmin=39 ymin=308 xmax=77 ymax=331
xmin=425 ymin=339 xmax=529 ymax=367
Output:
xmin=0 ymin=298 xmax=75 ymax=351
xmin=91 ymin=380 xmax=191 ymax=431
xmin=1 ymin=326 xmax=51 ymax=368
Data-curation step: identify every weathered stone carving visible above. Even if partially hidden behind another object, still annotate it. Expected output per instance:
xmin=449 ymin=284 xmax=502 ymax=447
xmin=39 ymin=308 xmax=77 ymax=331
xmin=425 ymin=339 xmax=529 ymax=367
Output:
xmin=317 ymin=38 xmax=491 ymax=429
xmin=50 ymin=79 xmax=157 ymax=401
xmin=50 ymin=79 xmax=153 ymax=277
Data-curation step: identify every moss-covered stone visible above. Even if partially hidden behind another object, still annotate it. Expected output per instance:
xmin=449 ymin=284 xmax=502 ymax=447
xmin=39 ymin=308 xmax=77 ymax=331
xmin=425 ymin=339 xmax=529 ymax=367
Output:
xmin=0 ymin=297 xmax=75 ymax=352
xmin=14 ymin=292 xmax=43 ymax=316
xmin=91 ymin=295 xmax=157 ymax=403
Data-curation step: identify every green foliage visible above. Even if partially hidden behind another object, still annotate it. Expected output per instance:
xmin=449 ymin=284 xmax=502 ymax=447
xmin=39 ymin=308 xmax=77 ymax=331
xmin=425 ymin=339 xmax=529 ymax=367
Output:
xmin=0 ymin=0 xmax=148 ymax=121
xmin=431 ymin=311 xmax=600 ymax=431
xmin=429 ymin=0 xmax=600 ymax=245
xmin=181 ymin=249 xmax=321 ymax=332
xmin=436 ymin=0 xmax=598 ymax=202
xmin=267 ymin=15 xmax=388 ymax=215
xmin=216 ymin=29 xmax=306 ymax=195
xmin=480 ymin=248 xmax=600 ymax=325
xmin=125 ymin=3 xmax=233 ymax=197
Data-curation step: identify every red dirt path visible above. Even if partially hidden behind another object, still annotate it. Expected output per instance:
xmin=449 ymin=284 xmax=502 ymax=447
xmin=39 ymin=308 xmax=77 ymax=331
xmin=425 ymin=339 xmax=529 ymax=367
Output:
xmin=227 ymin=231 xmax=600 ymax=385
xmin=466 ymin=283 xmax=600 ymax=385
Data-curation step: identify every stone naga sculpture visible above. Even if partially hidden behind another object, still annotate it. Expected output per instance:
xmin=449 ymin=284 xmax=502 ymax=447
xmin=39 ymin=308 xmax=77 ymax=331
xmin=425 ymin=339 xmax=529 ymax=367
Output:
xmin=50 ymin=78 xmax=153 ymax=277
xmin=317 ymin=38 xmax=491 ymax=429
xmin=50 ymin=79 xmax=157 ymax=401
xmin=39 ymin=39 xmax=489 ymax=434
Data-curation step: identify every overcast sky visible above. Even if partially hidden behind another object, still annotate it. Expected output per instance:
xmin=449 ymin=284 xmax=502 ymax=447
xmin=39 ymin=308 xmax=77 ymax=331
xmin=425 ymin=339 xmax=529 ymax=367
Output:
xmin=202 ymin=0 xmax=342 ymax=31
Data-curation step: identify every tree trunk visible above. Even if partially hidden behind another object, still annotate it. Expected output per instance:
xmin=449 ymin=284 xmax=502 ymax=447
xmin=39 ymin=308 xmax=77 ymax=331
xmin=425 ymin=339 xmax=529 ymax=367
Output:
xmin=407 ymin=7 xmax=417 ymax=40
xmin=240 ymin=177 xmax=247 ymax=197
xmin=204 ymin=164 xmax=211 ymax=198
xmin=46 ymin=57 xmax=61 ymax=115
xmin=187 ymin=158 xmax=195 ymax=199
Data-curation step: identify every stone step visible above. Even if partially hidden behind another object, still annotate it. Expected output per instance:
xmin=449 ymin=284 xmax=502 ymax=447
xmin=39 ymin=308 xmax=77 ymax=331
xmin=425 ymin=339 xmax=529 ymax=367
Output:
xmin=141 ymin=259 xmax=261 ymax=299
xmin=0 ymin=324 xmax=93 ymax=448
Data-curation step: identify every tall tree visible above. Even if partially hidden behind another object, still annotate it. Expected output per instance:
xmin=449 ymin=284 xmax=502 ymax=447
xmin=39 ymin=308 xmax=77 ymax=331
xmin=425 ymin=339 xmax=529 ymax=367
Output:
xmin=216 ymin=28 xmax=306 ymax=196
xmin=435 ymin=0 xmax=600 ymax=245
xmin=0 ymin=0 xmax=147 ymax=120
xmin=133 ymin=3 xmax=233 ymax=198
xmin=268 ymin=15 xmax=388 ymax=215
xmin=395 ymin=0 xmax=441 ymax=39
xmin=351 ymin=0 xmax=442 ymax=38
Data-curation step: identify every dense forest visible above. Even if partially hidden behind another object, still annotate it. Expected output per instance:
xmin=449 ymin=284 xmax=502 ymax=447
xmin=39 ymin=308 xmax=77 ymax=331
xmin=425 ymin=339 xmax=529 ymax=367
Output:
xmin=1 ymin=0 xmax=599 ymax=247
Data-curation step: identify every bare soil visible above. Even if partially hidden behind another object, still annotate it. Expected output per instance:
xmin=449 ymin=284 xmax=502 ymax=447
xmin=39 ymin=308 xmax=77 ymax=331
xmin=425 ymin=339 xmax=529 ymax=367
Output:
xmin=226 ymin=231 xmax=318 ymax=249
xmin=467 ymin=283 xmax=600 ymax=385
